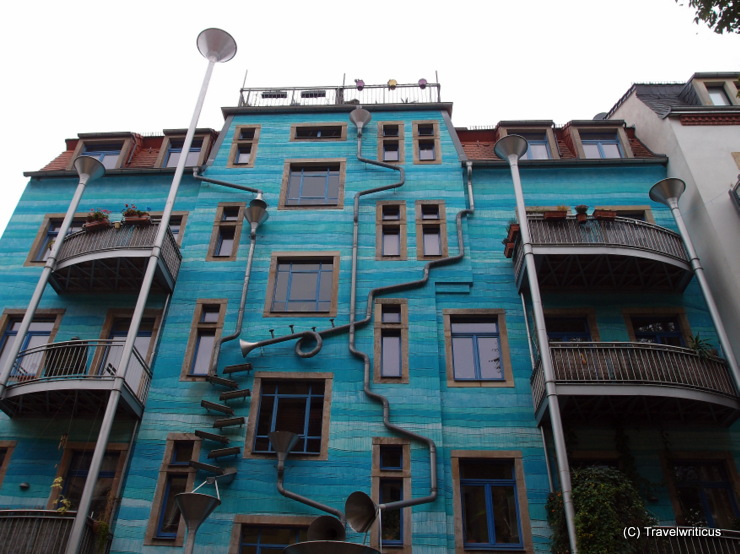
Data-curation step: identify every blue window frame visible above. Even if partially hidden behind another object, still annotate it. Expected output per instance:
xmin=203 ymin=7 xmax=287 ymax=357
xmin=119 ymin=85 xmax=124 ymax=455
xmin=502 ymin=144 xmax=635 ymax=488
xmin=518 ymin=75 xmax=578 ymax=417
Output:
xmin=451 ymin=319 xmax=503 ymax=381
xmin=239 ymin=525 xmax=308 ymax=553
xmin=254 ymin=380 xmax=326 ymax=455
xmin=460 ymin=460 xmax=523 ymax=550
xmin=271 ymin=260 xmax=334 ymax=313
xmin=82 ymin=143 xmax=122 ymax=169
xmin=580 ymin=132 xmax=623 ymax=159
xmin=0 ymin=317 xmax=55 ymax=377
xmin=155 ymin=474 xmax=188 ymax=538
xmin=379 ymin=444 xmax=403 ymax=471
xmin=33 ymin=219 xmax=84 ymax=262
xmin=673 ymin=460 xmax=740 ymax=528
xmin=164 ymin=138 xmax=202 ymax=168
xmin=631 ymin=315 xmax=684 ymax=347
xmin=286 ymin=164 xmax=341 ymax=206
xmin=380 ymin=478 xmax=403 ymax=546
xmin=546 ymin=316 xmax=592 ymax=343
xmin=518 ymin=132 xmax=551 ymax=160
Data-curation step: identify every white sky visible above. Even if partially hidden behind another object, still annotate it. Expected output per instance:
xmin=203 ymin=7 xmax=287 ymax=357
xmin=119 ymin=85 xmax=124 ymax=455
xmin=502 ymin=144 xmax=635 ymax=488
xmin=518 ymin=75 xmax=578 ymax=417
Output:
xmin=1 ymin=0 xmax=738 ymax=237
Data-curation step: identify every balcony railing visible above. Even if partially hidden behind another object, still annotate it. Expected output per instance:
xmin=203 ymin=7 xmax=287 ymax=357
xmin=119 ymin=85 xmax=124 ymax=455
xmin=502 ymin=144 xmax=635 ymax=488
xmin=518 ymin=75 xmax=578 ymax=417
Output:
xmin=645 ymin=527 xmax=740 ymax=553
xmin=51 ymin=222 xmax=181 ymax=292
xmin=0 ymin=510 xmax=110 ymax=554
xmin=512 ymin=215 xmax=691 ymax=291
xmin=238 ymin=82 xmax=442 ymax=108
xmin=531 ymin=342 xmax=737 ymax=416
xmin=4 ymin=339 xmax=151 ymax=412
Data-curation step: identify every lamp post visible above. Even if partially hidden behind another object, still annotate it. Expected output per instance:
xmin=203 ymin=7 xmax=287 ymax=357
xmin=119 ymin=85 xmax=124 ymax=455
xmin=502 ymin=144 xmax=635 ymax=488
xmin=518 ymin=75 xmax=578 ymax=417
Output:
xmin=65 ymin=29 xmax=237 ymax=554
xmin=494 ymin=135 xmax=578 ymax=553
xmin=649 ymin=178 xmax=740 ymax=390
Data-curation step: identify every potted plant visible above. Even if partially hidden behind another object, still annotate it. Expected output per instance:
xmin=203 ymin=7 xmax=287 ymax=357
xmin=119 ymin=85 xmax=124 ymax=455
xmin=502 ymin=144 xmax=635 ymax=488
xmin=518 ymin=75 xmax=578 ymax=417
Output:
xmin=121 ymin=203 xmax=151 ymax=225
xmin=84 ymin=208 xmax=111 ymax=231
xmin=593 ymin=208 xmax=617 ymax=220
xmin=505 ymin=219 xmax=520 ymax=242
xmin=575 ymin=204 xmax=589 ymax=223
xmin=544 ymin=205 xmax=568 ymax=220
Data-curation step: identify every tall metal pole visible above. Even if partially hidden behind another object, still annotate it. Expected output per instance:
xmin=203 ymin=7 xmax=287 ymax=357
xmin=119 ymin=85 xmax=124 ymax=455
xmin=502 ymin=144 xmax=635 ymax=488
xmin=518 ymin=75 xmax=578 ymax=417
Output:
xmin=0 ymin=157 xmax=105 ymax=397
xmin=65 ymin=29 xmax=236 ymax=554
xmin=649 ymin=178 xmax=740 ymax=390
xmin=494 ymin=135 xmax=578 ymax=553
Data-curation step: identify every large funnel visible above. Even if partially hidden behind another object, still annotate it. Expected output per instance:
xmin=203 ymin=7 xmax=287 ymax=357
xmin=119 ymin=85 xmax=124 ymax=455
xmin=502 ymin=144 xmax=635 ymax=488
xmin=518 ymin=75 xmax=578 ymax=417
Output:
xmin=175 ymin=492 xmax=221 ymax=534
xmin=649 ymin=178 xmax=686 ymax=207
xmin=197 ymin=28 xmax=237 ymax=63
xmin=345 ymin=491 xmax=377 ymax=534
xmin=494 ymin=134 xmax=529 ymax=161
xmin=73 ymin=155 xmax=106 ymax=185
xmin=283 ymin=541 xmax=380 ymax=554
xmin=349 ymin=107 xmax=372 ymax=136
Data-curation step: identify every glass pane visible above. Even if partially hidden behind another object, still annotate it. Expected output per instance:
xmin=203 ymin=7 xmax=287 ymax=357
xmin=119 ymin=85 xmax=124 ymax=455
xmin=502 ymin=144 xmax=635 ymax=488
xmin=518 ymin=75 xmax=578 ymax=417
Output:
xmin=382 ymin=333 xmax=402 ymax=377
xmin=301 ymin=173 xmax=328 ymax=198
xmin=462 ymin=484 xmax=490 ymax=543
xmin=382 ymin=305 xmax=401 ymax=323
xmin=418 ymin=141 xmax=436 ymax=161
xmin=171 ymin=441 xmax=194 ymax=464
xmin=423 ymin=228 xmax=441 ymax=256
xmin=191 ymin=331 xmax=215 ymax=375
xmin=275 ymin=397 xmax=309 ymax=436
xmin=201 ymin=305 xmax=220 ymax=323
xmin=383 ymin=229 xmax=400 ymax=256
xmin=527 ymin=142 xmax=550 ymax=159
xmin=380 ymin=479 xmax=403 ymax=542
xmin=460 ymin=460 xmax=513 ymax=480
xmin=582 ymin=143 xmax=601 ymax=158
xmin=382 ymin=205 xmax=400 ymax=220
xmin=380 ymin=445 xmax=403 ymax=470
xmin=159 ymin=475 xmax=188 ymax=535
xmin=236 ymin=146 xmax=252 ymax=164
xmin=289 ymin=272 xmax=319 ymax=301
xmin=491 ymin=485 xmax=521 ymax=544
xmin=478 ymin=337 xmax=503 ymax=380
xmin=217 ymin=228 xmax=235 ymax=257
xmin=452 ymin=337 xmax=476 ymax=379
xmin=451 ymin=321 xmax=498 ymax=334
xmin=601 ymin=143 xmax=622 ymax=158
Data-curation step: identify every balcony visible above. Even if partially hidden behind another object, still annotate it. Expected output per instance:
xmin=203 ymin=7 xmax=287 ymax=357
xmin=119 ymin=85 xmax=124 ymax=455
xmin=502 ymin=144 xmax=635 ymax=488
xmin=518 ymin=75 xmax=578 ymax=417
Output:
xmin=0 ymin=340 xmax=151 ymax=419
xmin=645 ymin=527 xmax=740 ymax=553
xmin=511 ymin=216 xmax=692 ymax=292
xmin=531 ymin=342 xmax=739 ymax=425
xmin=0 ymin=510 xmax=110 ymax=554
xmin=49 ymin=222 xmax=181 ymax=294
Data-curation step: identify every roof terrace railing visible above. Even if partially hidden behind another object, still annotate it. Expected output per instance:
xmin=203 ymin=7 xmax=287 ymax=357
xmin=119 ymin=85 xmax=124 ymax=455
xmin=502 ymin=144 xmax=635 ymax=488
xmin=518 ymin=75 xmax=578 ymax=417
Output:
xmin=238 ymin=82 xmax=441 ymax=108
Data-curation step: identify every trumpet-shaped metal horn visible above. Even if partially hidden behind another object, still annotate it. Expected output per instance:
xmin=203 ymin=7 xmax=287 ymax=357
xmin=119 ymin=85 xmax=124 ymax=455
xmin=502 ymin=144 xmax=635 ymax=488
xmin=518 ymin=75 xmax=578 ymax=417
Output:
xmin=240 ymin=339 xmax=259 ymax=357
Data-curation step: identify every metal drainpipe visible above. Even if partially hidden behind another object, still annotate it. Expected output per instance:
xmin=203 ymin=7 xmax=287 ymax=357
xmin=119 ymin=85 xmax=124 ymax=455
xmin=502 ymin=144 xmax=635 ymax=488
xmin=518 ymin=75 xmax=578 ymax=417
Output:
xmin=66 ymin=50 xmax=222 ymax=554
xmin=275 ymin=456 xmax=345 ymax=522
xmin=498 ymin=139 xmax=578 ymax=553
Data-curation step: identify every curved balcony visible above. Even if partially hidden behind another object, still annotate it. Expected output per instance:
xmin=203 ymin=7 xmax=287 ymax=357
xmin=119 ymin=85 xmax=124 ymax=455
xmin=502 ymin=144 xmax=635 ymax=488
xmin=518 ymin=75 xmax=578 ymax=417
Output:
xmin=511 ymin=216 xmax=692 ymax=292
xmin=49 ymin=222 xmax=181 ymax=294
xmin=0 ymin=339 xmax=151 ymax=419
xmin=531 ymin=342 xmax=739 ymax=425
xmin=0 ymin=510 xmax=108 ymax=554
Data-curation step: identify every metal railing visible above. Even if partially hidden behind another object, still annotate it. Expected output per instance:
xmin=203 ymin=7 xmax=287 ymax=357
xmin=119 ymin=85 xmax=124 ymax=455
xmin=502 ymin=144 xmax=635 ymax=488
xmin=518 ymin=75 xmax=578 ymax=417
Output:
xmin=645 ymin=527 xmax=740 ymax=553
xmin=0 ymin=510 xmax=109 ymax=554
xmin=239 ymin=82 xmax=442 ymax=108
xmin=513 ymin=215 xmax=688 ymax=276
xmin=7 ymin=339 xmax=152 ymax=406
xmin=531 ymin=342 xmax=736 ymax=410
xmin=56 ymin=222 xmax=182 ymax=282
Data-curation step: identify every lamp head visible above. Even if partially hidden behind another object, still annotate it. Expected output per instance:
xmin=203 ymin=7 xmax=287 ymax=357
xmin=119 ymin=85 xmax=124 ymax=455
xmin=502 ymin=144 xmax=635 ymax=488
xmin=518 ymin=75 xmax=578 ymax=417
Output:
xmin=197 ymin=28 xmax=237 ymax=63
xmin=73 ymin=156 xmax=105 ymax=185
xmin=494 ymin=134 xmax=529 ymax=161
xmin=649 ymin=178 xmax=686 ymax=207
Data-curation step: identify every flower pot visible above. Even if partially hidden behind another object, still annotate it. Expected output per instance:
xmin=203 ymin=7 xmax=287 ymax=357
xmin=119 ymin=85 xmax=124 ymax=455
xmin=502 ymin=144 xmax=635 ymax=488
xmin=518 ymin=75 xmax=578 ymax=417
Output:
xmin=122 ymin=215 xmax=151 ymax=225
xmin=505 ymin=223 xmax=520 ymax=243
xmin=543 ymin=210 xmax=567 ymax=220
xmin=83 ymin=219 xmax=111 ymax=231
xmin=576 ymin=213 xmax=588 ymax=224
xmin=503 ymin=242 xmax=516 ymax=258
xmin=593 ymin=209 xmax=616 ymax=220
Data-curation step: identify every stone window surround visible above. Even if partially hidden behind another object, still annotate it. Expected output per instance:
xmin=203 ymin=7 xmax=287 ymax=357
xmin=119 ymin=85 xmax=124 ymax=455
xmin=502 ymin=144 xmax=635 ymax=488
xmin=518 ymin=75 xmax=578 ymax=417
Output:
xmin=376 ymin=201 xmax=408 ymax=260
xmin=377 ymin=121 xmax=406 ymax=164
xmin=226 ymin=124 xmax=261 ymax=168
xmin=206 ymin=202 xmax=246 ymax=262
xmin=289 ymin=122 xmax=348 ymax=142
xmin=412 ymin=120 xmax=442 ymax=165
xmin=415 ymin=200 xmax=448 ymax=260
xmin=180 ymin=299 xmax=228 ymax=381
xmin=370 ymin=437 xmax=412 ymax=553
xmin=278 ymin=158 xmax=347 ymax=210
xmin=374 ymin=298 xmax=410 ymax=384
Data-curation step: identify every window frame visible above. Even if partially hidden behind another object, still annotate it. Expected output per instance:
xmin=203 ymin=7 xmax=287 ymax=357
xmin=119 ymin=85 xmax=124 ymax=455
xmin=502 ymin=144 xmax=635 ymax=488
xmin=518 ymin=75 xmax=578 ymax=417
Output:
xmin=68 ymin=134 xmax=136 ymax=171
xmin=544 ymin=309 xmax=600 ymax=343
xmin=500 ymin=126 xmax=559 ymax=161
xmin=376 ymin=201 xmax=408 ymax=260
xmin=244 ymin=372 xmax=333 ymax=461
xmin=263 ymin=252 xmax=340 ymax=318
xmin=0 ymin=309 xmax=64 ymax=379
xmin=145 ymin=434 xmax=201 ymax=546
xmin=290 ymin=122 xmax=347 ymax=142
xmin=279 ymin=159 xmax=346 ymax=210
xmin=25 ymin=213 xmax=86 ymax=266
xmin=207 ymin=203 xmax=246 ymax=262
xmin=371 ymin=438 xmax=412 ymax=553
xmin=412 ymin=121 xmax=442 ymax=165
xmin=229 ymin=515 xmax=313 ymax=554
xmin=451 ymin=450 xmax=533 ymax=554
xmin=156 ymin=132 xmax=212 ymax=169
xmin=374 ymin=299 xmax=409 ymax=384
xmin=227 ymin=125 xmax=261 ymax=168
xmin=623 ymin=308 xmax=691 ymax=347
xmin=694 ymin=79 xmax=739 ymax=107
xmin=444 ymin=309 xmax=514 ymax=388
xmin=416 ymin=200 xmax=448 ymax=260
xmin=378 ymin=122 xmax=405 ymax=164
xmin=181 ymin=299 xmax=227 ymax=380
xmin=570 ymin=126 xmax=634 ymax=160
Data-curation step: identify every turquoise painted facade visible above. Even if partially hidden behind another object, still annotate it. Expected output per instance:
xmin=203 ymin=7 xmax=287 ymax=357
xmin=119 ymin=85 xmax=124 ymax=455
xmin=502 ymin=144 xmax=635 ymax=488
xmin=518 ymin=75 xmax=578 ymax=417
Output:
xmin=0 ymin=91 xmax=738 ymax=554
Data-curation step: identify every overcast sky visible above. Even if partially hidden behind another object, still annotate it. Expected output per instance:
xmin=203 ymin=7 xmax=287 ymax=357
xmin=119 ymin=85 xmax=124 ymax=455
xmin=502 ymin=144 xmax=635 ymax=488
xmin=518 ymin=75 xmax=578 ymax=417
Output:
xmin=1 ymin=0 xmax=738 ymax=237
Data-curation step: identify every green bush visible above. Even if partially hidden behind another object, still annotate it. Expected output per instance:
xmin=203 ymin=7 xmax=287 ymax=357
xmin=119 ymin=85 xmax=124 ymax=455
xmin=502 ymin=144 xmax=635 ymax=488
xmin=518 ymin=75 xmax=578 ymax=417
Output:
xmin=546 ymin=466 xmax=656 ymax=553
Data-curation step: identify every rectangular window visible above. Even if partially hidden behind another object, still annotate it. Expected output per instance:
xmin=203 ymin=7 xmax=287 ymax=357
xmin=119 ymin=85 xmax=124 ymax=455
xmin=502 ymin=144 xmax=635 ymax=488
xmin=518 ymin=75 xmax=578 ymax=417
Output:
xmin=413 ymin=121 xmax=441 ymax=164
xmin=291 ymin=123 xmax=346 ymax=141
xmin=378 ymin=122 xmax=405 ymax=164
xmin=282 ymin=162 xmax=344 ymax=208
xmin=146 ymin=435 xmax=199 ymax=545
xmin=580 ymin=132 xmax=623 ymax=159
xmin=546 ymin=316 xmax=592 ymax=342
xmin=371 ymin=439 xmax=410 ymax=552
xmin=380 ymin=478 xmax=404 ymax=546
xmin=374 ymin=300 xmax=408 ymax=383
xmin=672 ymin=460 xmax=740 ymax=528
xmin=518 ymin=131 xmax=552 ymax=160
xmin=228 ymin=125 xmax=260 ymax=168
xmin=29 ymin=217 xmax=85 ymax=263
xmin=182 ymin=300 xmax=226 ymax=379
xmin=416 ymin=201 xmax=447 ymax=259
xmin=459 ymin=459 xmax=524 ymax=549
xmin=164 ymin=138 xmax=202 ymax=168
xmin=207 ymin=204 xmax=245 ymax=261
xmin=707 ymin=85 xmax=731 ymax=106
xmin=631 ymin=315 xmax=685 ymax=346
xmin=377 ymin=202 xmax=407 ymax=260
xmin=239 ymin=525 xmax=309 ymax=553
xmin=82 ymin=142 xmax=122 ymax=169
xmin=1 ymin=316 xmax=57 ymax=378
xmin=266 ymin=255 xmax=338 ymax=315
xmin=253 ymin=380 xmax=327 ymax=456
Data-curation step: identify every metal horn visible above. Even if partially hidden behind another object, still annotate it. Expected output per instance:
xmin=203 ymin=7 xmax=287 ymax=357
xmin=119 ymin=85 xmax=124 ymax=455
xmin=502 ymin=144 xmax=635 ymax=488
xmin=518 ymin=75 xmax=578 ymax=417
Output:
xmin=307 ymin=515 xmax=346 ymax=542
xmin=345 ymin=491 xmax=378 ymax=534
xmin=240 ymin=330 xmax=323 ymax=359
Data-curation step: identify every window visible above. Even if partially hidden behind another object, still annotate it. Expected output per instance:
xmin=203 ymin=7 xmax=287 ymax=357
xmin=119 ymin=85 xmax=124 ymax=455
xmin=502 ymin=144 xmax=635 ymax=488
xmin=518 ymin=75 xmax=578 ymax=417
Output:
xmin=163 ymin=138 xmax=203 ymax=168
xmin=230 ymin=516 xmax=313 ymax=554
xmin=28 ymin=216 xmax=85 ymax=264
xmin=207 ymin=204 xmax=245 ymax=261
xmin=631 ymin=315 xmax=685 ymax=346
xmin=546 ymin=316 xmax=592 ymax=342
xmin=374 ymin=299 xmax=408 ymax=383
xmin=376 ymin=202 xmax=407 ymax=260
xmin=706 ymin=85 xmax=731 ymax=106
xmin=0 ymin=314 xmax=58 ymax=379
xmin=416 ymin=201 xmax=447 ymax=259
xmin=228 ymin=125 xmax=260 ymax=168
xmin=146 ymin=435 xmax=200 ymax=545
xmin=444 ymin=310 xmax=513 ymax=387
xmin=0 ymin=441 xmax=15 ymax=487
xmin=265 ymin=253 xmax=339 ymax=316
xmin=580 ymin=132 xmax=623 ymax=159
xmin=82 ymin=142 xmax=122 ymax=169
xmin=291 ymin=123 xmax=346 ymax=141
xmin=182 ymin=300 xmax=226 ymax=379
xmin=458 ymin=459 xmax=524 ymax=550
xmin=672 ymin=459 xmax=740 ymax=528
xmin=52 ymin=444 xmax=126 ymax=522
xmin=413 ymin=121 xmax=441 ymax=164
xmin=98 ymin=315 xmax=156 ymax=375
xmin=372 ymin=439 xmax=411 ymax=552
xmin=518 ymin=131 xmax=552 ymax=160
xmin=280 ymin=160 xmax=345 ymax=208
xmin=245 ymin=374 xmax=333 ymax=460
xmin=378 ymin=122 xmax=405 ymax=163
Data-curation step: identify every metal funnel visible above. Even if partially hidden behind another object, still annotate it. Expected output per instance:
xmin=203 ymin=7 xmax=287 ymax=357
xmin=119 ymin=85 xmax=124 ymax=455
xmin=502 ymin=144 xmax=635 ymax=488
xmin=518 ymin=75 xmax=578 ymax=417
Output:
xmin=494 ymin=134 xmax=529 ymax=161
xmin=73 ymin=155 xmax=106 ymax=184
xmin=345 ymin=491 xmax=377 ymax=533
xmin=175 ymin=491 xmax=221 ymax=534
xmin=197 ymin=28 xmax=237 ymax=63
xmin=649 ymin=178 xmax=686 ymax=207
xmin=283 ymin=541 xmax=380 ymax=554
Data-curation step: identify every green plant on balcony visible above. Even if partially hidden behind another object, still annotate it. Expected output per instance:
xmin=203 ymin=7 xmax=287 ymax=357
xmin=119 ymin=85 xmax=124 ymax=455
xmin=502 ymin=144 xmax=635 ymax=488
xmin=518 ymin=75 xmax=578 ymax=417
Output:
xmin=84 ymin=208 xmax=112 ymax=231
xmin=121 ymin=203 xmax=151 ymax=224
xmin=51 ymin=476 xmax=72 ymax=514
xmin=688 ymin=333 xmax=713 ymax=358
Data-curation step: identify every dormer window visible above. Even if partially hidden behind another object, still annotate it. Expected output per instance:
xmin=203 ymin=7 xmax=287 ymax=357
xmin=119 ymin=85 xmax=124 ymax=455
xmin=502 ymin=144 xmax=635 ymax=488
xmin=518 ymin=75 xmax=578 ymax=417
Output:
xmin=519 ymin=132 xmax=551 ymax=160
xmin=580 ymin=132 xmax=623 ymax=159
xmin=707 ymin=85 xmax=731 ymax=106
xmin=164 ymin=138 xmax=203 ymax=168
xmin=82 ymin=142 xmax=122 ymax=169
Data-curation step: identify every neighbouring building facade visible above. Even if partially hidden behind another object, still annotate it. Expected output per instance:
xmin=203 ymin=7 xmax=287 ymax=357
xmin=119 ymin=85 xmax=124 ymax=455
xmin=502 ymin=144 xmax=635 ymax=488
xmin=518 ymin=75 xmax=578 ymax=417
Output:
xmin=0 ymin=78 xmax=738 ymax=554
